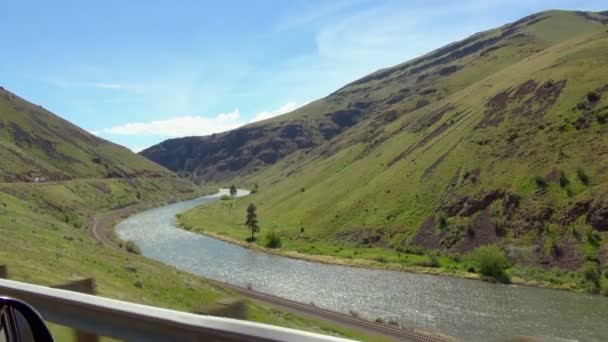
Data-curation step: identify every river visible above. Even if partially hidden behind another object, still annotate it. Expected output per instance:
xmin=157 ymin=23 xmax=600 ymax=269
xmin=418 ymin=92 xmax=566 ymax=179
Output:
xmin=116 ymin=190 xmax=608 ymax=341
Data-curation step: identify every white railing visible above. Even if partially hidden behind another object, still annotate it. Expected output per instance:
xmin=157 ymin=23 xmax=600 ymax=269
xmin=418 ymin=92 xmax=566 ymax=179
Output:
xmin=0 ymin=278 xmax=354 ymax=341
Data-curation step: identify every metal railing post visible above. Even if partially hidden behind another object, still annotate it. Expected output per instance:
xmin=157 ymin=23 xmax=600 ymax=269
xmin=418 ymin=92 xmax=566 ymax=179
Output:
xmin=52 ymin=278 xmax=99 ymax=342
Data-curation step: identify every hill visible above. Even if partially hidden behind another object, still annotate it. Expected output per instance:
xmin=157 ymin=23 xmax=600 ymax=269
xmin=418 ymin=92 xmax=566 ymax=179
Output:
xmin=0 ymin=89 xmax=379 ymax=339
xmin=0 ymin=87 xmax=172 ymax=181
xmin=151 ymin=10 xmax=608 ymax=291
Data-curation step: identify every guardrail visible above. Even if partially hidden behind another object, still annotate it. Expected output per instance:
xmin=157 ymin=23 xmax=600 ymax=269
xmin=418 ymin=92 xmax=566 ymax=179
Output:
xmin=0 ymin=278 xmax=354 ymax=341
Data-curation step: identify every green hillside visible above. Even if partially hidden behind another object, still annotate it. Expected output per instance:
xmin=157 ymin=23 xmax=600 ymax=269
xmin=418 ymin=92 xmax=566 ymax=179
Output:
xmin=0 ymin=178 xmax=380 ymax=341
xmin=170 ymin=10 xmax=608 ymax=292
xmin=0 ymin=87 xmax=172 ymax=181
xmin=0 ymin=88 xmax=384 ymax=339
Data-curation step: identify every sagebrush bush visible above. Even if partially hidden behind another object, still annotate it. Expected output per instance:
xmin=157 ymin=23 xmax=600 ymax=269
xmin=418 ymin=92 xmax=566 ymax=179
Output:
xmin=534 ymin=176 xmax=548 ymax=189
xmin=582 ymin=262 xmax=600 ymax=288
xmin=437 ymin=212 xmax=448 ymax=230
xmin=470 ymin=245 xmax=510 ymax=283
xmin=413 ymin=254 xmax=440 ymax=268
xmin=559 ymin=171 xmax=569 ymax=188
xmin=264 ymin=231 xmax=282 ymax=249
xmin=125 ymin=240 xmax=142 ymax=255
xmin=577 ymin=168 xmax=590 ymax=185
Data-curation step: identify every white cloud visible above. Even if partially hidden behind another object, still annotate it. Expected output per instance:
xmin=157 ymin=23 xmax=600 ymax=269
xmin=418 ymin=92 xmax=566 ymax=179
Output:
xmin=103 ymin=100 xmax=310 ymax=139
xmin=104 ymin=109 xmax=244 ymax=137
xmin=129 ymin=146 xmax=147 ymax=153
xmin=249 ymin=101 xmax=310 ymax=123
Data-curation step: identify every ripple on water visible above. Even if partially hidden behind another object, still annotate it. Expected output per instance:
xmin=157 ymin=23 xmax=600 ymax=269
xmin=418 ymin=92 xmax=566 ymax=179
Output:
xmin=116 ymin=191 xmax=608 ymax=342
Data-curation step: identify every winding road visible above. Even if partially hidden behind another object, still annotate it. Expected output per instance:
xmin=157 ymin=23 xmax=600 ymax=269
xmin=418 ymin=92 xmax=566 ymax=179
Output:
xmin=87 ymin=191 xmax=444 ymax=342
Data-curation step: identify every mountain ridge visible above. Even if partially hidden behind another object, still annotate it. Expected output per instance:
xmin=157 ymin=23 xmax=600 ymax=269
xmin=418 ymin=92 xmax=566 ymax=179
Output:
xmin=142 ymin=10 xmax=607 ymax=182
xmin=0 ymin=86 xmax=173 ymax=182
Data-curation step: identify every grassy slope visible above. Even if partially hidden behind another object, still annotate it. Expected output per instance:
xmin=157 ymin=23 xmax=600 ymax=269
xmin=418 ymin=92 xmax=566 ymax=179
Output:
xmin=180 ymin=11 xmax=608 ymax=292
xmin=0 ymin=87 xmax=172 ymax=181
xmin=0 ymin=90 xmax=385 ymax=339
xmin=0 ymin=182 xmax=381 ymax=341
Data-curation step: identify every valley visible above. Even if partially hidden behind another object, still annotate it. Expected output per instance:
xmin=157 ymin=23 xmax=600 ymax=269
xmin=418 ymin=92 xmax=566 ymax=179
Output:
xmin=0 ymin=87 xmax=385 ymax=340
xmin=2 ymin=7 xmax=608 ymax=342
xmin=148 ymin=10 xmax=608 ymax=295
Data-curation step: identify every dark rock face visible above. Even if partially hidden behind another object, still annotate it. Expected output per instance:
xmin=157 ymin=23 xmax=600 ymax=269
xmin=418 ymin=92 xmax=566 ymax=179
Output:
xmin=587 ymin=201 xmax=608 ymax=231
xmin=141 ymin=105 xmax=369 ymax=182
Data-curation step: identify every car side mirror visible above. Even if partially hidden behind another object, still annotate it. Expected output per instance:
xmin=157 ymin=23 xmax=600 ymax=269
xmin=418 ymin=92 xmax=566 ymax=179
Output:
xmin=0 ymin=297 xmax=54 ymax=342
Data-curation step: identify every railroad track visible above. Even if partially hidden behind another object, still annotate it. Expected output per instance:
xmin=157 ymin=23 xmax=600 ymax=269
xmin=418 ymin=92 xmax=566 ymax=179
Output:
xmin=210 ymin=279 xmax=445 ymax=342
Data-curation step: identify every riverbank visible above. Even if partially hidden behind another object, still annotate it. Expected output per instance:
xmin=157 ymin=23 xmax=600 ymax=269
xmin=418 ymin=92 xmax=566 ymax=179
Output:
xmin=0 ymin=180 xmax=397 ymax=341
xmin=117 ymin=189 xmax=608 ymax=341
xmin=177 ymin=197 xmax=600 ymax=294
xmin=180 ymin=223 xmax=588 ymax=292
xmin=88 ymin=187 xmax=218 ymax=249
xmin=95 ymin=190 xmax=438 ymax=342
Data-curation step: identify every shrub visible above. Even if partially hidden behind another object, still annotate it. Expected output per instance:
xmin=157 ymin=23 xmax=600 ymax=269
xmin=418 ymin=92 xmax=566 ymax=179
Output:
xmin=374 ymin=256 xmax=387 ymax=263
xmin=133 ymin=280 xmax=143 ymax=288
xmin=582 ymin=262 xmax=600 ymax=289
xmin=437 ymin=212 xmax=448 ymax=230
xmin=428 ymin=254 xmax=440 ymax=267
xmin=125 ymin=240 xmax=141 ymax=255
xmin=492 ymin=217 xmax=507 ymax=236
xmin=559 ymin=171 xmax=569 ymax=188
xmin=263 ymin=231 xmax=282 ymax=249
xmin=396 ymin=245 xmax=425 ymax=255
xmin=586 ymin=230 xmax=601 ymax=246
xmin=220 ymin=195 xmax=232 ymax=201
xmin=577 ymin=168 xmax=590 ymax=185
xmin=587 ymin=91 xmax=601 ymax=103
xmin=413 ymin=254 xmax=440 ymax=268
xmin=534 ymin=176 xmax=548 ymax=189
xmin=469 ymin=245 xmax=510 ymax=283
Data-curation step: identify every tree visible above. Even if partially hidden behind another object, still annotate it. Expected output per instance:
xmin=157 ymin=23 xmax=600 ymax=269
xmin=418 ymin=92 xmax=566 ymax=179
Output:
xmin=229 ymin=185 xmax=237 ymax=197
xmin=245 ymin=203 xmax=259 ymax=240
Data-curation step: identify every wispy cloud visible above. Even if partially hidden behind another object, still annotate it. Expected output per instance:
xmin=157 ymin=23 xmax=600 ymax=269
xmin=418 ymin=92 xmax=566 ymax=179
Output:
xmin=89 ymin=82 xmax=141 ymax=90
xmin=46 ymin=78 xmax=144 ymax=91
xmin=276 ymin=0 xmax=370 ymax=30
xmin=104 ymin=109 xmax=244 ymax=137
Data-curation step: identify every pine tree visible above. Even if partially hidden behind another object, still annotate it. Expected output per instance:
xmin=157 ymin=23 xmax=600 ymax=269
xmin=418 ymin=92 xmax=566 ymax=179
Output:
xmin=229 ymin=185 xmax=237 ymax=196
xmin=245 ymin=203 xmax=259 ymax=240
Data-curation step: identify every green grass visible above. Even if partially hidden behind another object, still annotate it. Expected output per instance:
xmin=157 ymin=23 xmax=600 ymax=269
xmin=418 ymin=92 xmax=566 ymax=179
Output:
xmin=0 ymin=180 xmax=384 ymax=341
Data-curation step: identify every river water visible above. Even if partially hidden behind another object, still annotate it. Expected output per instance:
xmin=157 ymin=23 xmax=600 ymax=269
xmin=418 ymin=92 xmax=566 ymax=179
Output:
xmin=116 ymin=190 xmax=608 ymax=341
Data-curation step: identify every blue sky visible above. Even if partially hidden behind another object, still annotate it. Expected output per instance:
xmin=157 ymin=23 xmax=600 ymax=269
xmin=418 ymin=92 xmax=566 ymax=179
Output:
xmin=1 ymin=0 xmax=605 ymax=151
